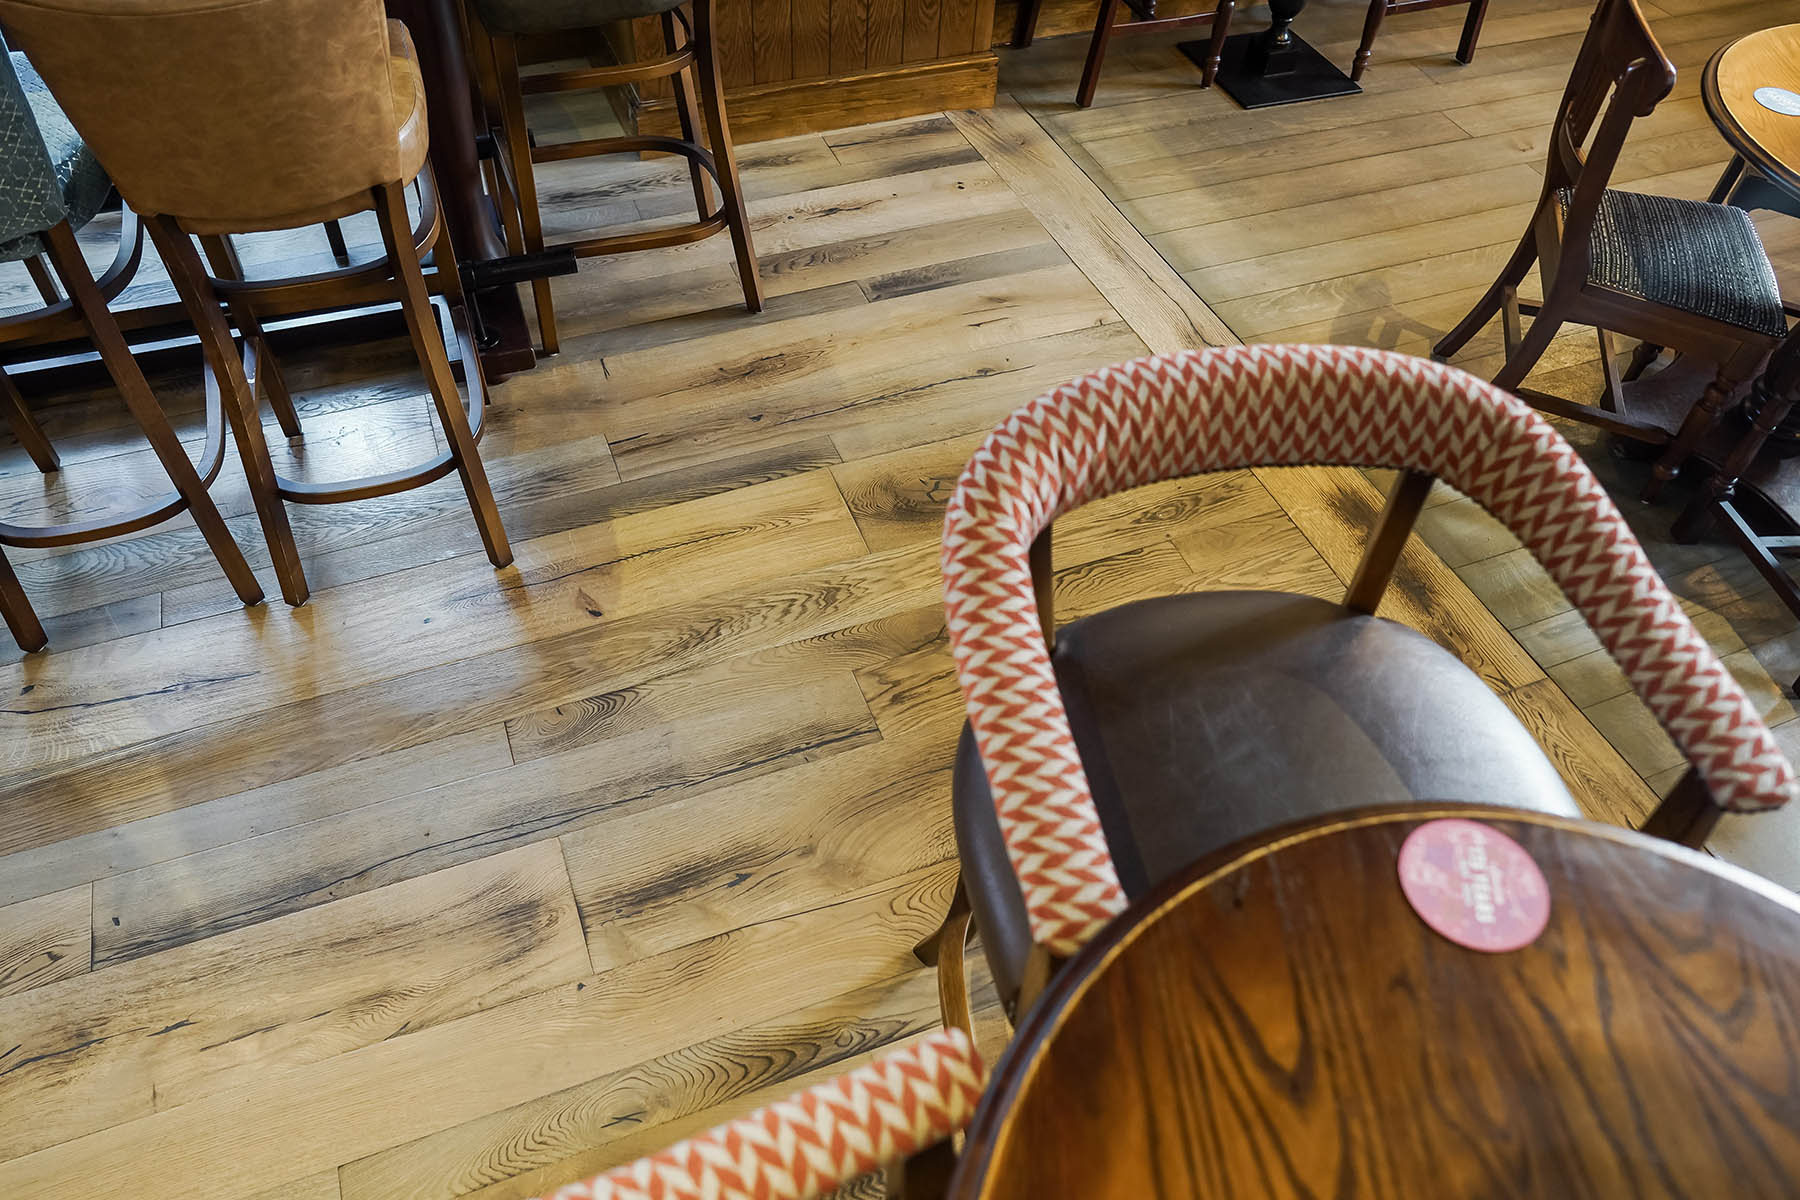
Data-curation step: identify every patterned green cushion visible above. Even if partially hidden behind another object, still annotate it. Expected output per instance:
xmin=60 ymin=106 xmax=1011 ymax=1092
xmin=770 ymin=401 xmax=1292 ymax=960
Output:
xmin=0 ymin=50 xmax=111 ymax=263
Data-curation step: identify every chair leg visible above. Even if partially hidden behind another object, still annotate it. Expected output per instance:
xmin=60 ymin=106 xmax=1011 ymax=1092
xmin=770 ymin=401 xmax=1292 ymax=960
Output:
xmin=199 ymin=234 xmax=303 ymax=439
xmin=491 ymin=33 xmax=560 ymax=355
xmin=693 ymin=0 xmax=763 ymax=314
xmin=1200 ymin=1 xmax=1235 ymax=88
xmin=1433 ymin=228 xmax=1536 ymax=361
xmin=374 ymin=181 xmax=513 ymax=569
xmin=323 ymin=219 xmax=351 ymax=265
xmin=1489 ymin=302 xmax=1562 ymax=394
xmin=1077 ymin=0 xmax=1123 ymax=108
xmin=0 ymin=545 xmax=45 ymax=653
xmin=913 ymin=876 xmax=976 ymax=1039
xmin=1710 ymin=154 xmax=1748 ymax=206
xmin=1011 ymin=0 xmax=1043 ymax=48
xmin=23 ymin=253 xmax=59 ymax=304
xmin=664 ymin=10 xmax=716 ymax=221
xmin=1645 ymin=361 xmax=1742 ymax=503
xmin=1351 ymin=0 xmax=1389 ymax=82
xmin=0 ymin=369 xmax=59 ymax=472
xmin=147 ymin=214 xmax=307 ymax=606
xmin=1456 ymin=0 xmax=1490 ymax=65
xmin=1623 ymin=340 xmax=1663 ymax=382
xmin=43 ymin=220 xmax=266 ymax=609
xmin=1596 ymin=328 xmax=1626 ymax=412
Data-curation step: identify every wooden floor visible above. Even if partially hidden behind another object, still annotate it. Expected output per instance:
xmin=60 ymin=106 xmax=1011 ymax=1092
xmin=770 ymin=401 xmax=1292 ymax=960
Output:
xmin=0 ymin=0 xmax=1796 ymax=1194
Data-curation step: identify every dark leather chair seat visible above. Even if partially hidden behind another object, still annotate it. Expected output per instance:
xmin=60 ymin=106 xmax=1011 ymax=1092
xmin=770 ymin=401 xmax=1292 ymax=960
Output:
xmin=954 ymin=590 xmax=1582 ymax=1006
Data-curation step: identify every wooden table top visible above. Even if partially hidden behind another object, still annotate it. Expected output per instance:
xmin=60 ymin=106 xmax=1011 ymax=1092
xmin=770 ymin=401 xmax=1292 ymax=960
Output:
xmin=950 ymin=805 xmax=1800 ymax=1199
xmin=1705 ymin=23 xmax=1800 ymax=198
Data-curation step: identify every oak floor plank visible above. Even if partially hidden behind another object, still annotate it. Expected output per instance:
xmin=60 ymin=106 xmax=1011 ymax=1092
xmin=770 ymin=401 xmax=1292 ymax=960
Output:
xmin=0 ymin=884 xmax=89 ymax=998
xmin=0 ymin=840 xmax=589 ymax=1164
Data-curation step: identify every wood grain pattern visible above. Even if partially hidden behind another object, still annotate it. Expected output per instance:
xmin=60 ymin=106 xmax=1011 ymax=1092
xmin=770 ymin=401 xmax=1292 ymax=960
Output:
xmin=0 ymin=884 xmax=89 ymax=997
xmin=956 ymin=809 xmax=1800 ymax=1198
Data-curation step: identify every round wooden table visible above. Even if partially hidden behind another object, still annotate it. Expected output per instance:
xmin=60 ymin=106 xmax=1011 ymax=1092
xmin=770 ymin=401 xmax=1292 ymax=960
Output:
xmin=949 ymin=805 xmax=1800 ymax=1199
xmin=1704 ymin=24 xmax=1800 ymax=207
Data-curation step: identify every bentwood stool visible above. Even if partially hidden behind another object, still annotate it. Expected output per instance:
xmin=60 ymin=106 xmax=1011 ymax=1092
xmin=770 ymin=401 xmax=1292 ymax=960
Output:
xmin=0 ymin=0 xmax=514 ymax=608
xmin=1009 ymin=0 xmax=1236 ymax=106
xmin=466 ymin=0 xmax=761 ymax=356
xmin=0 ymin=49 xmax=260 ymax=651
xmin=915 ymin=345 xmax=1795 ymax=1034
xmin=1434 ymin=0 xmax=1786 ymax=504
xmin=1351 ymin=0 xmax=1489 ymax=81
xmin=514 ymin=1028 xmax=982 ymax=1200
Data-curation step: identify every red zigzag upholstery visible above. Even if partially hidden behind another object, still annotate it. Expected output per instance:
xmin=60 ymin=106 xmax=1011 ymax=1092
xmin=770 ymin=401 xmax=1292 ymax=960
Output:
xmin=941 ymin=345 xmax=1798 ymax=957
xmin=535 ymin=1027 xmax=984 ymax=1200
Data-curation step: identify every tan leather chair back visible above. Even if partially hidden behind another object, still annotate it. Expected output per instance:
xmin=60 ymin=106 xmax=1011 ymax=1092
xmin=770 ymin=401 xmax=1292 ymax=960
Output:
xmin=0 ymin=0 xmax=406 ymax=231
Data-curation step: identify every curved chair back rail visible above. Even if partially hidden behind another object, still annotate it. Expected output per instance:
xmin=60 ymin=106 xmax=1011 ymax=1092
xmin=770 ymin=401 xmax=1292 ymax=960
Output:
xmin=0 ymin=0 xmax=407 ymax=230
xmin=941 ymin=344 xmax=1797 ymax=958
xmin=533 ymin=1027 xmax=984 ymax=1200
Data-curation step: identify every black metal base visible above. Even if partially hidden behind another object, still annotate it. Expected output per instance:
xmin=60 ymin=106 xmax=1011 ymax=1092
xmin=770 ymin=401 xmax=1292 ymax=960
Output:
xmin=1183 ymin=30 xmax=1360 ymax=109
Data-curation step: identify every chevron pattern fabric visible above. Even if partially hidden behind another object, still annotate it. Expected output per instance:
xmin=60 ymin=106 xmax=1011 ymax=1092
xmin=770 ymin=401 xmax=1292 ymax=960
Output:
xmin=536 ymin=1028 xmax=984 ymax=1200
xmin=941 ymin=344 xmax=1799 ymax=956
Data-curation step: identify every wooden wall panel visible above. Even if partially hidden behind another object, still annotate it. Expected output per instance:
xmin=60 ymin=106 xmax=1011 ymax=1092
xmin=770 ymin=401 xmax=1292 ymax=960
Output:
xmin=752 ymin=0 xmax=794 ymax=82
xmin=901 ymin=0 xmax=941 ymax=61
xmin=866 ymin=0 xmax=905 ymax=66
xmin=829 ymin=0 xmax=869 ymax=73
xmin=716 ymin=0 xmax=756 ymax=87
xmin=792 ymin=0 xmax=834 ymax=77
xmin=937 ymin=0 xmax=977 ymax=56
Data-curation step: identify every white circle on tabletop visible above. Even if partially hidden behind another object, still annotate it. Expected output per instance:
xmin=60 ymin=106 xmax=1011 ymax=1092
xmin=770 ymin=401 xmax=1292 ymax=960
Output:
xmin=1754 ymin=86 xmax=1800 ymax=116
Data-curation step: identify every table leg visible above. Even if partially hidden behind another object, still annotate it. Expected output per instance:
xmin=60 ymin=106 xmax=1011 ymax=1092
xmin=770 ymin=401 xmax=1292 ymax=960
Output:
xmin=387 ymin=0 xmax=538 ymax=377
xmin=1197 ymin=0 xmax=1361 ymax=109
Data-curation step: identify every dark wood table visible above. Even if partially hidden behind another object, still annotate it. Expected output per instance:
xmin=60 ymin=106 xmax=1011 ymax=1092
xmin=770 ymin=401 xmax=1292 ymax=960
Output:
xmin=1196 ymin=0 xmax=1362 ymax=109
xmin=1705 ymin=24 xmax=1800 ymax=215
xmin=950 ymin=805 xmax=1800 ymax=1198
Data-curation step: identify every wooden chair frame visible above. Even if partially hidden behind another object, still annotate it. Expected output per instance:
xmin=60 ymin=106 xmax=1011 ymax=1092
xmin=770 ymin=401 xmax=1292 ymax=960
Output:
xmin=0 ymin=210 xmax=262 ymax=652
xmin=1352 ymin=0 xmax=1490 ymax=81
xmin=1434 ymin=0 xmax=1783 ymax=504
xmin=1010 ymin=0 xmax=1236 ymax=107
xmin=471 ymin=0 xmax=760 ymax=356
xmin=144 ymin=169 xmax=512 ymax=609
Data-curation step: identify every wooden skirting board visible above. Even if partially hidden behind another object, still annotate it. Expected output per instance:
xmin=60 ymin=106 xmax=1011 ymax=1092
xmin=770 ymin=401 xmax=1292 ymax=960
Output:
xmin=632 ymin=54 xmax=999 ymax=144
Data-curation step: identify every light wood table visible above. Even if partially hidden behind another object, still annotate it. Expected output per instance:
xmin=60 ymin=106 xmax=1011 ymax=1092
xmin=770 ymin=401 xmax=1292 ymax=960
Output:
xmin=950 ymin=805 xmax=1800 ymax=1199
xmin=1705 ymin=23 xmax=1800 ymax=209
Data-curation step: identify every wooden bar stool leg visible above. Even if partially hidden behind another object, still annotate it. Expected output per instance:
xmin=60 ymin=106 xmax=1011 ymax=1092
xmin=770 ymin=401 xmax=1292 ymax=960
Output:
xmin=1076 ymin=0 xmax=1123 ymax=108
xmin=1351 ymin=0 xmax=1389 ymax=81
xmin=375 ymin=181 xmax=513 ymax=569
xmin=0 ymin=544 xmax=46 ymax=653
xmin=1011 ymin=0 xmax=1042 ymax=47
xmin=1199 ymin=1 xmax=1235 ymax=88
xmin=663 ymin=10 xmax=715 ymax=221
xmin=23 ymin=253 xmax=59 ymax=304
xmin=491 ymin=34 xmax=559 ymax=356
xmin=147 ymin=214 xmax=307 ymax=606
xmin=199 ymin=234 xmax=303 ymax=439
xmin=0 ymin=368 xmax=59 ymax=472
xmin=323 ymin=218 xmax=352 ymax=265
xmin=43 ymin=221 xmax=266 ymax=608
xmin=693 ymin=0 xmax=763 ymax=314
xmin=1456 ymin=0 xmax=1489 ymax=64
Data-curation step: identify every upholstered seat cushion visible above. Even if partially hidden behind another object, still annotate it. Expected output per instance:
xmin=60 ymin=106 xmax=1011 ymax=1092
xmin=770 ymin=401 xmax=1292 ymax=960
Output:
xmin=470 ymin=0 xmax=687 ymax=36
xmin=0 ymin=50 xmax=108 ymax=262
xmin=1560 ymin=187 xmax=1786 ymax=338
xmin=954 ymin=590 xmax=1582 ymax=1007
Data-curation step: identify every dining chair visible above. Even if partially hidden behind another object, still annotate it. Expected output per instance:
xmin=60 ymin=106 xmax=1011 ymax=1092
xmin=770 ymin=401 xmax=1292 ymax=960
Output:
xmin=0 ymin=47 xmax=261 ymax=651
xmin=1009 ymin=0 xmax=1236 ymax=107
xmin=1351 ymin=0 xmax=1489 ymax=81
xmin=527 ymin=1027 xmax=982 ymax=1200
xmin=464 ymin=0 xmax=761 ymax=357
xmin=915 ymin=344 xmax=1797 ymax=1034
xmin=1433 ymin=0 xmax=1786 ymax=504
xmin=0 ymin=0 xmax=514 ymax=609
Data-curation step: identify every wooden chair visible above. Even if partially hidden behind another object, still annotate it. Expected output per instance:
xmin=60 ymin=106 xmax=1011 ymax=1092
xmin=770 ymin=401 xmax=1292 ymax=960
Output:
xmin=915 ymin=345 xmax=1797 ymax=1033
xmin=1433 ymin=0 xmax=1786 ymax=504
xmin=521 ymin=1027 xmax=983 ymax=1200
xmin=1351 ymin=0 xmax=1489 ymax=81
xmin=0 ymin=0 xmax=515 ymax=609
xmin=1010 ymin=0 xmax=1236 ymax=108
xmin=0 ymin=48 xmax=260 ymax=651
xmin=465 ymin=0 xmax=760 ymax=357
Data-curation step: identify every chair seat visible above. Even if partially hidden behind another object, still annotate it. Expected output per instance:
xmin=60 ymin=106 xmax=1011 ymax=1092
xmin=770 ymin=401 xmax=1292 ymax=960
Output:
xmin=954 ymin=590 xmax=1582 ymax=1006
xmin=1560 ymin=187 xmax=1786 ymax=338
xmin=0 ymin=50 xmax=108 ymax=262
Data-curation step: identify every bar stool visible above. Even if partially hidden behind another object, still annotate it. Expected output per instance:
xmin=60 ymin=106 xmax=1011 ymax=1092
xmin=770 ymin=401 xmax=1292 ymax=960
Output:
xmin=466 ymin=0 xmax=762 ymax=356
xmin=0 ymin=48 xmax=260 ymax=651
xmin=0 ymin=0 xmax=514 ymax=608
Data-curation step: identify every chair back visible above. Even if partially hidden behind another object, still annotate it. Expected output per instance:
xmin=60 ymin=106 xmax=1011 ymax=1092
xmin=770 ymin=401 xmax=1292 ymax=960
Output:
xmin=1539 ymin=0 xmax=1675 ymax=289
xmin=942 ymin=346 xmax=1796 ymax=959
xmin=0 ymin=0 xmax=405 ymax=230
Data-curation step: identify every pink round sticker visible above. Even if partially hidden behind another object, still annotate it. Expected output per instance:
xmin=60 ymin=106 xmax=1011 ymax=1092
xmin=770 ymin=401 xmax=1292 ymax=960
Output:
xmin=1397 ymin=819 xmax=1551 ymax=953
